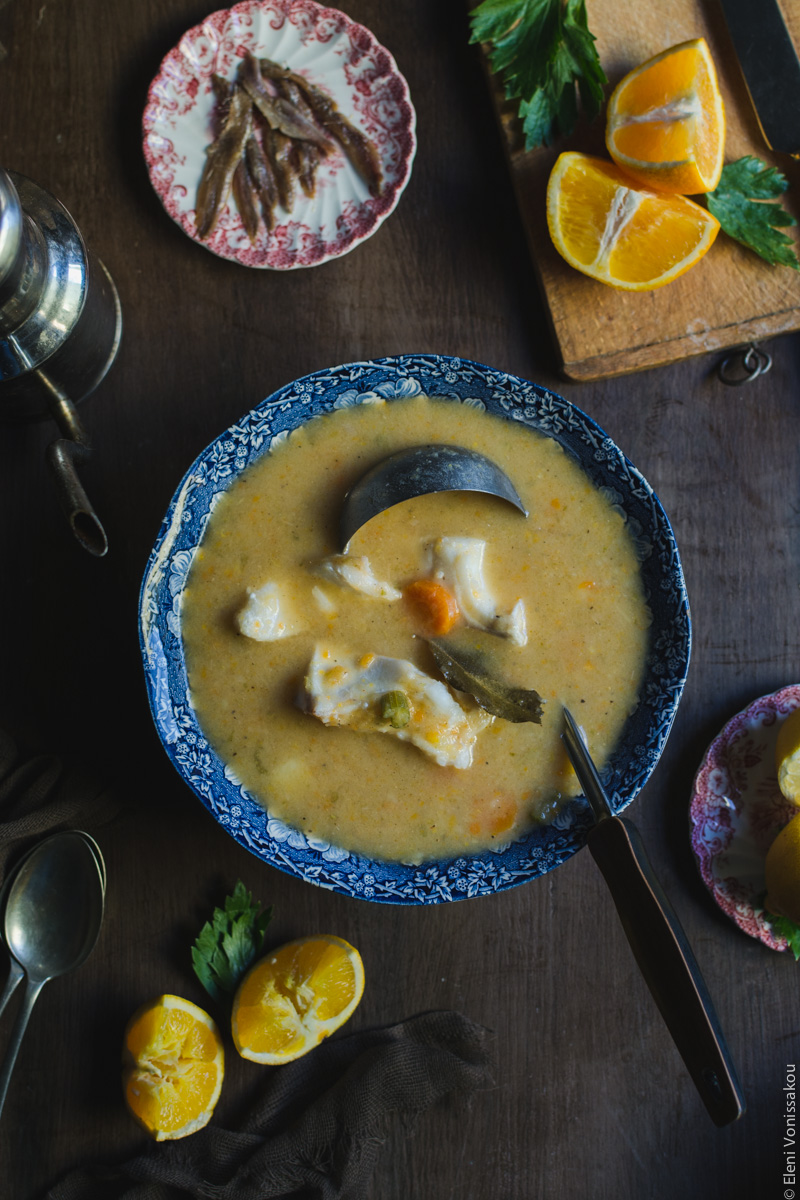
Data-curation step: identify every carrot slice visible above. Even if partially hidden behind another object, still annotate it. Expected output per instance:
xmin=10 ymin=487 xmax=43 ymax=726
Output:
xmin=404 ymin=580 xmax=459 ymax=636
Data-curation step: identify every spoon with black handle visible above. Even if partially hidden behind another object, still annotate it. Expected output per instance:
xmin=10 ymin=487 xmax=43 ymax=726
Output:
xmin=561 ymin=706 xmax=745 ymax=1127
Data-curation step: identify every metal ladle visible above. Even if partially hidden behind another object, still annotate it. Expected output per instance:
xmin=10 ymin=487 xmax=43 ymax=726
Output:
xmin=0 ymin=830 xmax=105 ymax=1119
xmin=339 ymin=444 xmax=528 ymax=550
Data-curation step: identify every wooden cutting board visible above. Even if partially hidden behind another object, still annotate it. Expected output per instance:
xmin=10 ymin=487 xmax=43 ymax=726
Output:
xmin=480 ymin=0 xmax=800 ymax=379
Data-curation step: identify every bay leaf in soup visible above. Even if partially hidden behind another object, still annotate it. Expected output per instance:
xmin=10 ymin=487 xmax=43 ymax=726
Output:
xmin=428 ymin=635 xmax=544 ymax=724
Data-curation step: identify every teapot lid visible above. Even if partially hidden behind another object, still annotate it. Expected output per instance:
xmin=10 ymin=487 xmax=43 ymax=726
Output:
xmin=0 ymin=170 xmax=23 ymax=302
xmin=0 ymin=170 xmax=88 ymax=384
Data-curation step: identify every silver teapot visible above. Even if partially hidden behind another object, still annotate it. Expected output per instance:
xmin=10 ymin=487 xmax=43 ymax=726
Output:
xmin=0 ymin=168 xmax=122 ymax=556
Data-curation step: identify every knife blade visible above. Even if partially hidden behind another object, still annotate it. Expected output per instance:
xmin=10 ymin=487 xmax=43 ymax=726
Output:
xmin=561 ymin=707 xmax=746 ymax=1127
xmin=718 ymin=0 xmax=800 ymax=155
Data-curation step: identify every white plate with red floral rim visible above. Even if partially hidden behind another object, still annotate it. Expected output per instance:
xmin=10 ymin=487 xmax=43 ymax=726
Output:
xmin=690 ymin=685 xmax=800 ymax=953
xmin=142 ymin=0 xmax=416 ymax=269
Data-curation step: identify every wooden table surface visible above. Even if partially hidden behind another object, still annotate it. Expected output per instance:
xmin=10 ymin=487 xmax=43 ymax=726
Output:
xmin=1 ymin=1 xmax=799 ymax=1196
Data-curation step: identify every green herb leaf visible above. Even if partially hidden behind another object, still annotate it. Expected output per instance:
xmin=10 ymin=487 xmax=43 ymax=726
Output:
xmin=470 ymin=0 xmax=607 ymax=150
xmin=706 ymin=156 xmax=800 ymax=270
xmin=767 ymin=913 xmax=800 ymax=961
xmin=191 ymin=880 xmax=274 ymax=1005
xmin=429 ymin=635 xmax=544 ymax=723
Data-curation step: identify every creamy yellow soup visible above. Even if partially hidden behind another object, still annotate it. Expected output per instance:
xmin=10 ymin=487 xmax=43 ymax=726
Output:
xmin=181 ymin=396 xmax=650 ymax=863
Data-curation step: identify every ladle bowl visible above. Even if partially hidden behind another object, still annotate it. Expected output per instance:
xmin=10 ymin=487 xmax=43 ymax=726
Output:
xmin=0 ymin=830 xmax=105 ymax=1118
xmin=339 ymin=444 xmax=528 ymax=550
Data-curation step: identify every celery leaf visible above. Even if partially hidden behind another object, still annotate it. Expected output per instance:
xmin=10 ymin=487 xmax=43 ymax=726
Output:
xmin=470 ymin=0 xmax=607 ymax=149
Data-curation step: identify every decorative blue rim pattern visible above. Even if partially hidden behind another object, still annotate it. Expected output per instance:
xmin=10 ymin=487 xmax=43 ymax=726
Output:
xmin=139 ymin=355 xmax=691 ymax=904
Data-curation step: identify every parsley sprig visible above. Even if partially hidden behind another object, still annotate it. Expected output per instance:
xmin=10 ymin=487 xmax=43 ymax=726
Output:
xmin=706 ymin=156 xmax=800 ymax=270
xmin=469 ymin=0 xmax=607 ymax=149
xmin=756 ymin=888 xmax=800 ymax=960
xmin=192 ymin=880 xmax=274 ymax=1005
xmin=765 ymin=912 xmax=800 ymax=961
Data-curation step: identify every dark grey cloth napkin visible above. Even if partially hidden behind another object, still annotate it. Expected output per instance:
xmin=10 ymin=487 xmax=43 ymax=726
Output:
xmin=47 ymin=1009 xmax=494 ymax=1200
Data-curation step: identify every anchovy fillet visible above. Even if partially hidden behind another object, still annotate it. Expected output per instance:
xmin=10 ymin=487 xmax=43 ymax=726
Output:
xmin=244 ymin=134 xmax=278 ymax=231
xmin=239 ymin=52 xmax=334 ymax=151
xmin=195 ymin=85 xmax=252 ymax=239
xmin=232 ymin=155 xmax=259 ymax=243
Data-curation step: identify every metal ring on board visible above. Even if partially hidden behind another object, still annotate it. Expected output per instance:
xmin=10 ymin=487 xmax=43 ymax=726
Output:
xmin=717 ymin=343 xmax=773 ymax=386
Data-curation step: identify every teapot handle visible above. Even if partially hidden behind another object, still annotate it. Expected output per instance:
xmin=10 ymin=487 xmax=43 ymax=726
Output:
xmin=37 ymin=369 xmax=108 ymax=557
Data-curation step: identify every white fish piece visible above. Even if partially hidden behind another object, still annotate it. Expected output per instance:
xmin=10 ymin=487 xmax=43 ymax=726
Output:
xmin=429 ymin=537 xmax=528 ymax=646
xmin=237 ymin=582 xmax=303 ymax=641
xmin=494 ymin=598 xmax=527 ymax=647
xmin=313 ymin=554 xmax=401 ymax=601
xmin=311 ymin=585 xmax=338 ymax=616
xmin=303 ymin=644 xmax=491 ymax=768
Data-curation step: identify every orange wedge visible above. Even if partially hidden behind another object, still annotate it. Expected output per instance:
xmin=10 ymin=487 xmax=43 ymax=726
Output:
xmin=765 ymin=810 xmax=800 ymax=922
xmin=776 ymin=708 xmax=800 ymax=805
xmin=546 ymin=152 xmax=720 ymax=291
xmin=122 ymin=994 xmax=224 ymax=1141
xmin=606 ymin=38 xmax=725 ymax=195
xmin=231 ymin=935 xmax=365 ymax=1064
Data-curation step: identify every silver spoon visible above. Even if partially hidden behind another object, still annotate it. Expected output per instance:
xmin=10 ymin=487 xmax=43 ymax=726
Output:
xmin=0 ymin=843 xmax=41 ymax=1022
xmin=0 ymin=830 xmax=105 ymax=1120
xmin=340 ymin=445 xmax=528 ymax=550
xmin=74 ymin=830 xmax=107 ymax=895
xmin=0 ymin=830 xmax=106 ymax=1021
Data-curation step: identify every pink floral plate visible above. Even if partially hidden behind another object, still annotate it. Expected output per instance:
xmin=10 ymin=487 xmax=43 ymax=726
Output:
xmin=142 ymin=0 xmax=416 ymax=269
xmin=690 ymin=685 xmax=800 ymax=952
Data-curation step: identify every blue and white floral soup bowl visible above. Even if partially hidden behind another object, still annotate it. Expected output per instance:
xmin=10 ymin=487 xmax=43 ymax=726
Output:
xmin=139 ymin=354 xmax=691 ymax=905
